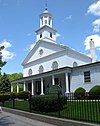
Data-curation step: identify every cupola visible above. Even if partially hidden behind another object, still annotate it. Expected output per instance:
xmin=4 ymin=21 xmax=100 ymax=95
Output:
xmin=35 ymin=7 xmax=57 ymax=43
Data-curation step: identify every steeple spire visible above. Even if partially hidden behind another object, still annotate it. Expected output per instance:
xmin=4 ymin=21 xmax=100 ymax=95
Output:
xmin=45 ymin=0 xmax=48 ymax=10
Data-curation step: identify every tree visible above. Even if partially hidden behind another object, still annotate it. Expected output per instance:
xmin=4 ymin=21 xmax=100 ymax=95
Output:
xmin=7 ymin=73 xmax=23 ymax=81
xmin=0 ymin=73 xmax=11 ymax=93
xmin=0 ymin=46 xmax=7 ymax=74
xmin=8 ymin=73 xmax=23 ymax=92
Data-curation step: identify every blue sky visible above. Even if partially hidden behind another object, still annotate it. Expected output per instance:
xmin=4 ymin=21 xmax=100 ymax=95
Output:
xmin=0 ymin=0 xmax=100 ymax=74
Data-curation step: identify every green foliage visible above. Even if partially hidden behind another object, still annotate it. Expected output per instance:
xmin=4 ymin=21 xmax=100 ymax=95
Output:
xmin=31 ymin=95 xmax=66 ymax=112
xmin=0 ymin=46 xmax=7 ymax=74
xmin=0 ymin=93 xmax=10 ymax=102
xmin=48 ymin=85 xmax=62 ymax=95
xmin=89 ymin=85 xmax=100 ymax=99
xmin=18 ymin=91 xmax=29 ymax=100
xmin=74 ymin=87 xmax=86 ymax=99
xmin=8 ymin=73 xmax=23 ymax=81
xmin=10 ymin=92 xmax=18 ymax=100
xmin=0 ymin=73 xmax=11 ymax=93
xmin=7 ymin=73 xmax=23 ymax=92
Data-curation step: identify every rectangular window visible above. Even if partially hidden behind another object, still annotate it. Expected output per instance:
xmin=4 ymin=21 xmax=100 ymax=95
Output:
xmin=41 ymin=17 xmax=43 ymax=25
xmin=55 ymin=78 xmax=59 ymax=85
xmin=84 ymin=71 xmax=91 ymax=83
xmin=49 ymin=17 xmax=51 ymax=25
xmin=45 ymin=20 xmax=47 ymax=24
xmin=40 ymin=33 xmax=42 ymax=38
xmin=50 ymin=32 xmax=52 ymax=38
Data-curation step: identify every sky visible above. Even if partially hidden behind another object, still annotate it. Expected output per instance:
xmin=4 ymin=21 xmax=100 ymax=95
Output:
xmin=0 ymin=0 xmax=100 ymax=74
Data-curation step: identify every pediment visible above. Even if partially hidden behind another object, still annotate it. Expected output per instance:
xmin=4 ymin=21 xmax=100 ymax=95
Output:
xmin=22 ymin=40 xmax=65 ymax=65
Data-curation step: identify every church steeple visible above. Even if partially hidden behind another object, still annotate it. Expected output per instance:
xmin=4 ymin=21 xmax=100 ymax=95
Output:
xmin=35 ymin=6 xmax=57 ymax=43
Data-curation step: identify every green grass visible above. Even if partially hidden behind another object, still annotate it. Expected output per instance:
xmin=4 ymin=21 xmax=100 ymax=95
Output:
xmin=60 ymin=100 xmax=100 ymax=123
xmin=0 ymin=99 xmax=100 ymax=124
xmin=43 ymin=100 xmax=100 ymax=123
xmin=0 ymin=100 xmax=29 ymax=111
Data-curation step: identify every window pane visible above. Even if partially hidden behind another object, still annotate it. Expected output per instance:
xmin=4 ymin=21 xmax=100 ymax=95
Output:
xmin=84 ymin=71 xmax=91 ymax=83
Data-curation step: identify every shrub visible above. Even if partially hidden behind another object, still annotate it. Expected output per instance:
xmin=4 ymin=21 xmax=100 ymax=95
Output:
xmin=31 ymin=94 xmax=66 ymax=112
xmin=10 ymin=92 xmax=18 ymax=100
xmin=0 ymin=93 xmax=10 ymax=102
xmin=74 ymin=87 xmax=86 ymax=99
xmin=48 ymin=85 xmax=62 ymax=95
xmin=18 ymin=91 xmax=29 ymax=100
xmin=89 ymin=85 xmax=100 ymax=99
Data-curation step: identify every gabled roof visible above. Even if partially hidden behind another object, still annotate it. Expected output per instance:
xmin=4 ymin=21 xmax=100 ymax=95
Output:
xmin=22 ymin=39 xmax=66 ymax=66
xmin=22 ymin=38 xmax=92 ymax=66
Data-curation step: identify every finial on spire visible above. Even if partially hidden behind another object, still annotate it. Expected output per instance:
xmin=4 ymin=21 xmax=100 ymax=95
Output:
xmin=90 ymin=38 xmax=93 ymax=41
xmin=45 ymin=0 xmax=48 ymax=10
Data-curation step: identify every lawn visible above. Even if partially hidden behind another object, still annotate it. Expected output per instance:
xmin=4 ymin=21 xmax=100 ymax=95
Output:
xmin=0 ymin=100 xmax=29 ymax=111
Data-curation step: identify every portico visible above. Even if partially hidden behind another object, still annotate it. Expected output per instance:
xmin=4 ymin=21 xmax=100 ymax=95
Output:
xmin=11 ymin=67 xmax=72 ymax=96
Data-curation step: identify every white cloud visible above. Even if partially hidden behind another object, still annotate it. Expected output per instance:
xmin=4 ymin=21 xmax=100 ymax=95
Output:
xmin=87 ymin=0 xmax=100 ymax=16
xmin=24 ymin=43 xmax=35 ymax=51
xmin=56 ymin=33 xmax=61 ymax=38
xmin=84 ymin=34 xmax=100 ymax=50
xmin=0 ymin=40 xmax=15 ymax=60
xmin=0 ymin=40 xmax=12 ymax=48
xmin=27 ymin=33 xmax=32 ymax=36
xmin=92 ymin=18 xmax=100 ymax=32
xmin=30 ymin=43 xmax=35 ymax=50
xmin=65 ymin=15 xmax=72 ymax=20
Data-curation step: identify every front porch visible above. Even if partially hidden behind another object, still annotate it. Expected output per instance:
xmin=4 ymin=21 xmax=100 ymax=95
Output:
xmin=11 ymin=67 xmax=72 ymax=95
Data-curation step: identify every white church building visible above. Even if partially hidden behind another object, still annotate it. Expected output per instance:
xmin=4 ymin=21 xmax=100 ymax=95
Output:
xmin=11 ymin=8 xmax=100 ymax=95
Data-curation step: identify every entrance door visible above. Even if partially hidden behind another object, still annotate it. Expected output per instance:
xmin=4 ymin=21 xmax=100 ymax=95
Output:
xmin=35 ymin=81 xmax=41 ymax=95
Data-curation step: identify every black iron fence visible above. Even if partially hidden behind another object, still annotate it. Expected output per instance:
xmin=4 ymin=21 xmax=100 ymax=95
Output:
xmin=0 ymin=93 xmax=100 ymax=124
xmin=30 ymin=93 xmax=100 ymax=124
xmin=60 ymin=93 xmax=100 ymax=124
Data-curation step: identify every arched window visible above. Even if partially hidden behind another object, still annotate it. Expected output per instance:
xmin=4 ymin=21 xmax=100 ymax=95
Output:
xmin=52 ymin=61 xmax=58 ymax=70
xmin=39 ymin=65 xmax=44 ymax=73
xmin=39 ymin=49 xmax=43 ymax=56
xmin=28 ymin=69 xmax=32 ymax=76
xmin=73 ymin=62 xmax=78 ymax=67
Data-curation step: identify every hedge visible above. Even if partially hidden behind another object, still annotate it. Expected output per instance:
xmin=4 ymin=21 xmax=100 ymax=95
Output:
xmin=89 ymin=85 xmax=100 ymax=99
xmin=10 ymin=92 xmax=18 ymax=100
xmin=31 ymin=94 xmax=66 ymax=112
xmin=17 ymin=91 xmax=30 ymax=100
xmin=0 ymin=93 xmax=10 ymax=102
xmin=74 ymin=87 xmax=86 ymax=99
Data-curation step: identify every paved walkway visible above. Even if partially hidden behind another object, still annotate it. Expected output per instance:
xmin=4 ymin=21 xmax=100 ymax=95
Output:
xmin=0 ymin=111 xmax=56 ymax=126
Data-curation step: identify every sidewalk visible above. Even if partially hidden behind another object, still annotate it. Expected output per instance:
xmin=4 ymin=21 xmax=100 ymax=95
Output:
xmin=0 ymin=111 xmax=56 ymax=126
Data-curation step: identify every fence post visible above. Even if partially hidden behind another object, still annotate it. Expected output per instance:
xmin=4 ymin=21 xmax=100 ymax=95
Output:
xmin=12 ymin=99 xmax=15 ymax=109
xmin=29 ymin=93 xmax=32 ymax=112
xmin=58 ymin=91 xmax=61 ymax=118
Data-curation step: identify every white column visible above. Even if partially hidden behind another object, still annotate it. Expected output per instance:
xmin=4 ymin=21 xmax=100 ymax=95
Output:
xmin=31 ymin=80 xmax=34 ymax=95
xmin=41 ymin=78 xmax=44 ymax=95
xmin=52 ymin=75 xmax=55 ymax=85
xmin=65 ymin=73 xmax=69 ymax=93
xmin=17 ymin=83 xmax=19 ymax=93
xmin=23 ymin=81 xmax=26 ymax=91
xmin=11 ymin=84 xmax=13 ymax=92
